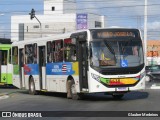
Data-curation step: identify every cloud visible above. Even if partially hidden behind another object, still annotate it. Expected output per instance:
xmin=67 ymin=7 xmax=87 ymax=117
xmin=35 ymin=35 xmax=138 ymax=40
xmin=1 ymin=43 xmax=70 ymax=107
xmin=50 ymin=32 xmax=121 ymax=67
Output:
xmin=77 ymin=0 xmax=145 ymax=16
xmin=0 ymin=26 xmax=5 ymax=38
xmin=0 ymin=13 xmax=5 ymax=16
xmin=0 ymin=26 xmax=4 ymax=31
xmin=147 ymin=21 xmax=160 ymax=30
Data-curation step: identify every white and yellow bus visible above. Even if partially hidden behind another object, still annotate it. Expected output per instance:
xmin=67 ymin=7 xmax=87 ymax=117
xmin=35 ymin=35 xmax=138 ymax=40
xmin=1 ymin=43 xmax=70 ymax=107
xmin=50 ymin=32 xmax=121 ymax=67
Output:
xmin=12 ymin=28 xmax=145 ymax=99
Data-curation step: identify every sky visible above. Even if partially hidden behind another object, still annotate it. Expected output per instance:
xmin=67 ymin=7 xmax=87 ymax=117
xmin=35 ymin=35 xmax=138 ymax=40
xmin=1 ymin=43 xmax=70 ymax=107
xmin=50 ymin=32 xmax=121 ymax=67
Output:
xmin=0 ymin=0 xmax=160 ymax=40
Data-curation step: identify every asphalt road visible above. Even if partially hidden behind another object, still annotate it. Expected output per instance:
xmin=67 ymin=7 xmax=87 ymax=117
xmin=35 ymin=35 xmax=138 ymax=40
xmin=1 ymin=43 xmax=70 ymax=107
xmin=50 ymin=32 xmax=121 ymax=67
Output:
xmin=0 ymin=86 xmax=160 ymax=120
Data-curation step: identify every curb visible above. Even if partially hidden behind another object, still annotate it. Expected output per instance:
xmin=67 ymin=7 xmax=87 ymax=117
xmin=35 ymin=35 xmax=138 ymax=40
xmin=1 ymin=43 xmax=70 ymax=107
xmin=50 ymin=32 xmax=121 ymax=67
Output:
xmin=0 ymin=91 xmax=17 ymax=97
xmin=0 ymin=93 xmax=9 ymax=96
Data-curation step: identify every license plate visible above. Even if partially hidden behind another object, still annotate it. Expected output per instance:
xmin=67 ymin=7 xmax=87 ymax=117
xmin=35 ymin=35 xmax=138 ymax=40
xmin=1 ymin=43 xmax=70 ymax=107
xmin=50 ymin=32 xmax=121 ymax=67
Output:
xmin=117 ymin=87 xmax=128 ymax=91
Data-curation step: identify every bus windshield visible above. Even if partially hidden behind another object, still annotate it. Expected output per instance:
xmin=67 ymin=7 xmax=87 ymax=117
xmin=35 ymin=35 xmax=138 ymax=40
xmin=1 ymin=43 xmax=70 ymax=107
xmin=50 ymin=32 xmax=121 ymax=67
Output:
xmin=90 ymin=39 xmax=144 ymax=68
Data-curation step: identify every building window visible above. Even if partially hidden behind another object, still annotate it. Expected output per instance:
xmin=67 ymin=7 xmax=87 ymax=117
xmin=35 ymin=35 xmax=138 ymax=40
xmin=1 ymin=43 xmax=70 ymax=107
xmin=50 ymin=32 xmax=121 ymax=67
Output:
xmin=95 ymin=21 xmax=102 ymax=28
xmin=52 ymin=7 xmax=55 ymax=11
xmin=33 ymin=25 xmax=39 ymax=28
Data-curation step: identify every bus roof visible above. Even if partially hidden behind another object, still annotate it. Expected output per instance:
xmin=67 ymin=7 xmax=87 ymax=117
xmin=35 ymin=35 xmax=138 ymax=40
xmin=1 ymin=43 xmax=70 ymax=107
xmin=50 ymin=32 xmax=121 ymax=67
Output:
xmin=12 ymin=28 xmax=140 ymax=46
xmin=0 ymin=38 xmax=12 ymax=44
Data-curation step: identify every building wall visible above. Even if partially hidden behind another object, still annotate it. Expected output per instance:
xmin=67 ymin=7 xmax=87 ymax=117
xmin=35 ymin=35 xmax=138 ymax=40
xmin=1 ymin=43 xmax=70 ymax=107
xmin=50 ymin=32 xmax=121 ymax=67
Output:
xmin=88 ymin=14 xmax=105 ymax=28
xmin=44 ymin=0 xmax=76 ymax=15
xmin=147 ymin=40 xmax=160 ymax=57
xmin=147 ymin=40 xmax=160 ymax=65
xmin=24 ymin=22 xmax=76 ymax=39
xmin=11 ymin=0 xmax=106 ymax=41
xmin=11 ymin=13 xmax=106 ymax=41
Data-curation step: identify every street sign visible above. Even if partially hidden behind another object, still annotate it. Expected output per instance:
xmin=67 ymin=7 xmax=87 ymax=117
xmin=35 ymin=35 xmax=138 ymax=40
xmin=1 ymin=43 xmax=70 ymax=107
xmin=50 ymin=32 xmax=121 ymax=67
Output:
xmin=76 ymin=14 xmax=87 ymax=30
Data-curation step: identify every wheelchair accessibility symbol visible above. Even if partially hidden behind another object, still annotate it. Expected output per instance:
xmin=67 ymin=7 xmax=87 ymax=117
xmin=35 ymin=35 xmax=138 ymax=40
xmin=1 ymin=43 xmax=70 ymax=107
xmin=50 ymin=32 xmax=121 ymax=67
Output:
xmin=121 ymin=60 xmax=128 ymax=67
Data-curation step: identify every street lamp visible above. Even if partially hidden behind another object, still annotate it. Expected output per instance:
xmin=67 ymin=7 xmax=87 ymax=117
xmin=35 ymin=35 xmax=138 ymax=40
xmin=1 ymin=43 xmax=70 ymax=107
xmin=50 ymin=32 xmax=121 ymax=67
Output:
xmin=29 ymin=8 xmax=42 ymax=37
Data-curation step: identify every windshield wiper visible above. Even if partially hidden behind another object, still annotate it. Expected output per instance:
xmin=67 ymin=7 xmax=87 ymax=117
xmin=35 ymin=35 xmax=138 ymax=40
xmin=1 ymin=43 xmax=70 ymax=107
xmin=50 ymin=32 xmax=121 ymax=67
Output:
xmin=103 ymin=40 xmax=117 ymax=62
xmin=104 ymin=40 xmax=115 ymax=55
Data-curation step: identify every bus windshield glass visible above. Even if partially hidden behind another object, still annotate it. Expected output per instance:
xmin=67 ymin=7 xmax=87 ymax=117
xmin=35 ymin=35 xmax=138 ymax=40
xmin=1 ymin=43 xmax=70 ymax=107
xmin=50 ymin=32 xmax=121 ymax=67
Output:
xmin=90 ymin=40 xmax=144 ymax=68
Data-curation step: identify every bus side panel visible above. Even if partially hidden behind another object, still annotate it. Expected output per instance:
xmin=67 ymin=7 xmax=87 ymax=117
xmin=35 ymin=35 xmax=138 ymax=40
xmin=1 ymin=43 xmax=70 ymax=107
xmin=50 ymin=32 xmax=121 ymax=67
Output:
xmin=129 ymin=77 xmax=145 ymax=90
xmin=24 ymin=75 xmax=40 ymax=90
xmin=24 ymin=64 xmax=40 ymax=90
xmin=0 ymin=62 xmax=12 ymax=85
xmin=47 ymin=75 xmax=65 ymax=92
xmin=46 ymin=62 xmax=80 ymax=93
xmin=12 ymin=65 xmax=21 ymax=88
xmin=129 ymin=68 xmax=145 ymax=91
xmin=1 ymin=65 xmax=7 ymax=83
xmin=24 ymin=75 xmax=29 ymax=89
xmin=88 ymin=67 xmax=115 ymax=93
xmin=7 ymin=64 xmax=13 ymax=84
xmin=21 ymin=67 xmax=25 ymax=88
xmin=46 ymin=75 xmax=57 ymax=92
xmin=42 ymin=67 xmax=46 ymax=89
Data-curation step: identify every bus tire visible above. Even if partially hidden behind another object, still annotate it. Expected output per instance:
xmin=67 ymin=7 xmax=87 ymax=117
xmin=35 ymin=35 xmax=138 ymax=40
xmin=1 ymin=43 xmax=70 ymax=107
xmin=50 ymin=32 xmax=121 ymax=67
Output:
xmin=112 ymin=94 xmax=124 ymax=99
xmin=67 ymin=80 xmax=81 ymax=100
xmin=29 ymin=77 xmax=37 ymax=95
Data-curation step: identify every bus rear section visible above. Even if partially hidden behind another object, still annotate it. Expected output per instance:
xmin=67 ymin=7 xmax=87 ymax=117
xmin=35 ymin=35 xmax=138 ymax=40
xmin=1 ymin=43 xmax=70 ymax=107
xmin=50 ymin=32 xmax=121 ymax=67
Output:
xmin=0 ymin=44 xmax=12 ymax=85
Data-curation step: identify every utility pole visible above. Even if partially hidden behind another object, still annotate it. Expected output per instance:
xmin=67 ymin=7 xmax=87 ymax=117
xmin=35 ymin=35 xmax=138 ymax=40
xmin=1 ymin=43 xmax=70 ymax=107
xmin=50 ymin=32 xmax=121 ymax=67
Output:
xmin=29 ymin=8 xmax=42 ymax=37
xmin=144 ymin=0 xmax=147 ymax=65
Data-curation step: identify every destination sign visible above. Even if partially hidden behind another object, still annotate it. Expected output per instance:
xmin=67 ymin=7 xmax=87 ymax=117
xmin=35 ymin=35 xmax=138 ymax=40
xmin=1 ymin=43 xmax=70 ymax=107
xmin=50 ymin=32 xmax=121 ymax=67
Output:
xmin=92 ymin=31 xmax=137 ymax=39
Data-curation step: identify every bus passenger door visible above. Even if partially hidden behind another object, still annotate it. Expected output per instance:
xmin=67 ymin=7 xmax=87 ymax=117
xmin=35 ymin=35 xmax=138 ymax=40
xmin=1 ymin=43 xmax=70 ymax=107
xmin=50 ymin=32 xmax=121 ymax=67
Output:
xmin=39 ymin=46 xmax=46 ymax=90
xmin=78 ymin=40 xmax=88 ymax=91
xmin=0 ymin=50 xmax=8 ymax=84
xmin=19 ymin=49 xmax=25 ymax=88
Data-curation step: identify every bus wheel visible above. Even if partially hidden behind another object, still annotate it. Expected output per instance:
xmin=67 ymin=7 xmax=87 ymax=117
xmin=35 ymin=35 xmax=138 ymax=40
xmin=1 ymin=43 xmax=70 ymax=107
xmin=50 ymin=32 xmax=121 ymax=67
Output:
xmin=67 ymin=80 xmax=81 ymax=100
xmin=29 ymin=77 xmax=37 ymax=95
xmin=112 ymin=94 xmax=124 ymax=99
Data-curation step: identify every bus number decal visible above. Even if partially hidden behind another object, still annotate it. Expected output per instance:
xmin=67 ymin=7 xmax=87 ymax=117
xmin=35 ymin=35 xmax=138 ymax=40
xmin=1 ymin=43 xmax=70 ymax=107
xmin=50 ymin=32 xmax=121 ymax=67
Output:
xmin=109 ymin=79 xmax=122 ymax=85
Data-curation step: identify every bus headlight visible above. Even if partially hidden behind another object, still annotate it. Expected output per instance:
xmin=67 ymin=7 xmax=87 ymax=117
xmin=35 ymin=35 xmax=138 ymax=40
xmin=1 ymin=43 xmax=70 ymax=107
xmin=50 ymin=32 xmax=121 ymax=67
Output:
xmin=91 ymin=73 xmax=100 ymax=82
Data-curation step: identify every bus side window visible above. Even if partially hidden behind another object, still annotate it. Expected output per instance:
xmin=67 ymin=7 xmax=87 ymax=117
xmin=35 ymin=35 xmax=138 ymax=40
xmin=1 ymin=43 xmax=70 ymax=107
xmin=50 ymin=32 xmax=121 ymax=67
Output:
xmin=47 ymin=41 xmax=52 ymax=63
xmin=9 ymin=49 xmax=11 ymax=64
xmin=55 ymin=40 xmax=63 ymax=62
xmin=12 ymin=47 xmax=18 ymax=65
xmin=25 ymin=44 xmax=34 ymax=64
xmin=52 ymin=41 xmax=55 ymax=62
xmin=64 ymin=38 xmax=77 ymax=62
xmin=132 ymin=46 xmax=138 ymax=56
xmin=2 ymin=51 xmax=7 ymax=65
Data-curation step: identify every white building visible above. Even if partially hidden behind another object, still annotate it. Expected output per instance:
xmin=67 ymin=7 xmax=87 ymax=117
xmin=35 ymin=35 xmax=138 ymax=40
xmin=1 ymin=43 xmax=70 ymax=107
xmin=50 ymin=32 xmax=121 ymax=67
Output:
xmin=11 ymin=0 xmax=106 ymax=41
